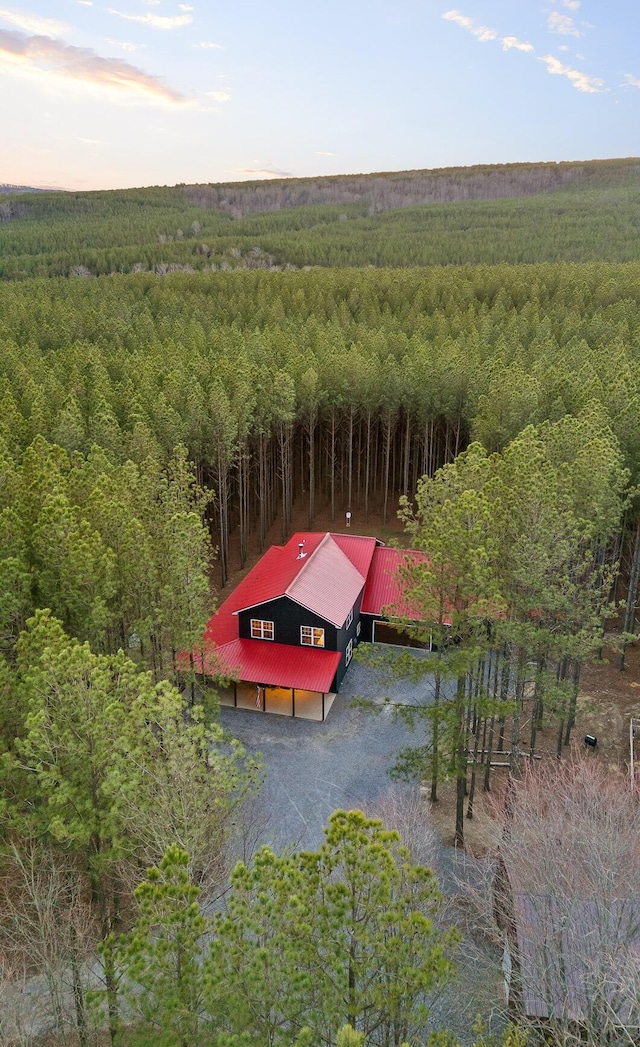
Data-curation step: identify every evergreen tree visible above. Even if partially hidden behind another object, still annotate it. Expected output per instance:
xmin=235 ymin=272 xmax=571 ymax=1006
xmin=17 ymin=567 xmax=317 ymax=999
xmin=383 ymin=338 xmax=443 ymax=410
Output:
xmin=206 ymin=810 xmax=456 ymax=1046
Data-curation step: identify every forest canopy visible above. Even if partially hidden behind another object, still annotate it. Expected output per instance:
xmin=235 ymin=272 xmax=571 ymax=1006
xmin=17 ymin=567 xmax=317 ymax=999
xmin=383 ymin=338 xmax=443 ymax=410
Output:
xmin=1 ymin=157 xmax=640 ymax=277
xmin=1 ymin=260 xmax=639 ymax=596
xmin=1 ymin=158 xmax=639 ymax=1045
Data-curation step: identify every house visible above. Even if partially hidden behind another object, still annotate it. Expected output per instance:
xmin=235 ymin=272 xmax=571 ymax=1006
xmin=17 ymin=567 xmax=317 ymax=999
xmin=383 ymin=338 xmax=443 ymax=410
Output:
xmin=197 ymin=531 xmax=427 ymax=721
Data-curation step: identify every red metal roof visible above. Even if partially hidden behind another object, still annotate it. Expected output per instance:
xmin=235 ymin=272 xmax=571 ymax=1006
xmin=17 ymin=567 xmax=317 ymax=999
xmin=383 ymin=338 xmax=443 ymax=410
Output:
xmin=230 ymin=531 xmax=372 ymax=628
xmin=225 ymin=533 xmax=327 ymax=614
xmin=286 ymin=533 xmax=365 ymax=626
xmin=361 ymin=546 xmax=447 ymax=622
xmin=198 ymin=532 xmax=436 ymax=695
xmin=200 ymin=532 xmax=374 ymax=694
xmin=201 ymin=546 xmax=291 ymax=648
xmin=198 ymin=638 xmax=340 ymax=693
xmin=331 ymin=532 xmax=379 ymax=578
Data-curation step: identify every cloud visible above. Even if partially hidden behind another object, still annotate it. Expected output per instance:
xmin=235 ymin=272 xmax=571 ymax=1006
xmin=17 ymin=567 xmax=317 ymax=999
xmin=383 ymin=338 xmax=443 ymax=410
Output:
xmin=316 ymin=151 xmax=338 ymax=156
xmin=207 ymin=89 xmax=230 ymax=102
xmin=108 ymin=9 xmax=192 ymax=30
xmin=193 ymin=41 xmax=221 ymax=49
xmin=624 ymin=73 xmax=640 ymax=89
xmin=77 ymin=136 xmax=102 ymax=144
xmin=443 ymin=11 xmax=535 ymax=55
xmin=178 ymin=3 xmax=193 ymax=9
xmin=78 ymin=1 xmax=93 ymax=6
xmin=539 ymin=54 xmax=603 ymax=92
xmin=502 ymin=35 xmax=534 ymax=52
xmin=0 ymin=7 xmax=68 ymax=35
xmin=234 ymin=168 xmax=293 ymax=179
xmin=0 ymin=29 xmax=189 ymax=105
xmin=108 ymin=39 xmax=141 ymax=51
xmin=562 ymin=0 xmax=580 ymax=8
xmin=548 ymin=11 xmax=581 ymax=36
xmin=442 ymin=10 xmax=496 ymax=42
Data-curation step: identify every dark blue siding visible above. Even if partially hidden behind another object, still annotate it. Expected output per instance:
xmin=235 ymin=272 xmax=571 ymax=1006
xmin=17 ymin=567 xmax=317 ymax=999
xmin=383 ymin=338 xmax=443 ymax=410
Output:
xmin=238 ymin=596 xmax=338 ymax=649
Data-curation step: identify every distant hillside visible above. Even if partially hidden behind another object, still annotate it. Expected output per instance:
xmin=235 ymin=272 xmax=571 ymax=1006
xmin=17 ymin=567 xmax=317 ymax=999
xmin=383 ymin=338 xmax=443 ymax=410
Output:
xmin=1 ymin=157 xmax=640 ymax=278
xmin=0 ymin=183 xmax=49 ymax=194
xmin=183 ymin=157 xmax=640 ymax=217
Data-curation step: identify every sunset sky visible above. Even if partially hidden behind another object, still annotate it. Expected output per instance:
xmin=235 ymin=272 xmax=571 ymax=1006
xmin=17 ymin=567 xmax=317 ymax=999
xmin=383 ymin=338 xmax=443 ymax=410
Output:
xmin=2 ymin=0 xmax=639 ymax=191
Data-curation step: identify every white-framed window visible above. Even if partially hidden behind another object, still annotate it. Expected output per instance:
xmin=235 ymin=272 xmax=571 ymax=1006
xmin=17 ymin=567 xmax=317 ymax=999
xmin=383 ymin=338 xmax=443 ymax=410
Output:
xmin=345 ymin=639 xmax=353 ymax=666
xmin=301 ymin=626 xmax=325 ymax=648
xmin=356 ymin=620 xmax=361 ymax=638
xmin=345 ymin=609 xmax=353 ymax=630
xmin=251 ymin=619 xmax=274 ymax=640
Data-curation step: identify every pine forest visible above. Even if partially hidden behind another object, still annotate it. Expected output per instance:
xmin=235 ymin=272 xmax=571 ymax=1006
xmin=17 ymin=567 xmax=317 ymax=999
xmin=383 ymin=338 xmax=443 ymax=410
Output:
xmin=0 ymin=157 xmax=639 ymax=1045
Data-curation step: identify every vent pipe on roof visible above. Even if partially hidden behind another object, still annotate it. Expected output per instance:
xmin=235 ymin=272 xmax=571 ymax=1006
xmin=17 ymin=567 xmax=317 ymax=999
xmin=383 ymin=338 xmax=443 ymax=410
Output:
xmin=297 ymin=541 xmax=307 ymax=560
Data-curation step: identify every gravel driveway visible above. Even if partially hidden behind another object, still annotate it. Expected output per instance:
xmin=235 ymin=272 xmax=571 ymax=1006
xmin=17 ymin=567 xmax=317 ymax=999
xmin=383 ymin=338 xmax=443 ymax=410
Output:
xmin=219 ymin=653 xmax=430 ymax=851
xmin=219 ymin=652 xmax=506 ymax=1044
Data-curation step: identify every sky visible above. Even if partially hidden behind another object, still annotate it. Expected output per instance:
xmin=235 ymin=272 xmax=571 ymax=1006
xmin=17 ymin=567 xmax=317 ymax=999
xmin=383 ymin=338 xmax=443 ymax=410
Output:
xmin=1 ymin=0 xmax=639 ymax=191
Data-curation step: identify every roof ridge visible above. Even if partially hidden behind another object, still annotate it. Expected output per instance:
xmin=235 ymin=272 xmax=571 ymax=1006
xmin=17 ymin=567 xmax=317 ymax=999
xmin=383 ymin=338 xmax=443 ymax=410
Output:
xmin=285 ymin=531 xmax=333 ymax=594
xmin=331 ymin=531 xmax=384 ymax=545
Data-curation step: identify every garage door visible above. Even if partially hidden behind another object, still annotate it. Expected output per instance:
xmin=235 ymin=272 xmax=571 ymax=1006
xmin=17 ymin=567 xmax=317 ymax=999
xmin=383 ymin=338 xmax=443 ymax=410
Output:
xmin=372 ymin=621 xmax=429 ymax=648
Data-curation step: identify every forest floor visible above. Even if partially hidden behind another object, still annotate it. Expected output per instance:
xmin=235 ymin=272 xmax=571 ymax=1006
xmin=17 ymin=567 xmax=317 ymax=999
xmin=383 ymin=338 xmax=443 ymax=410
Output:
xmin=428 ymin=641 xmax=640 ymax=856
xmin=216 ymin=491 xmax=640 ymax=858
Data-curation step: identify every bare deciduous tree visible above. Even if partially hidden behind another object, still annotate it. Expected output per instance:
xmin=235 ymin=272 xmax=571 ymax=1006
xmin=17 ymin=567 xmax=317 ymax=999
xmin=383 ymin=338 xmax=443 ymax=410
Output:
xmin=467 ymin=756 xmax=640 ymax=1047
xmin=0 ymin=839 xmax=98 ymax=1044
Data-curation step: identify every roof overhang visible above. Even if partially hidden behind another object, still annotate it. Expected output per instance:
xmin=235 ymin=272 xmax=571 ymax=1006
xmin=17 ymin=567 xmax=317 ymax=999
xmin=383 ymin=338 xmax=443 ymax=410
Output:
xmin=197 ymin=638 xmax=341 ymax=693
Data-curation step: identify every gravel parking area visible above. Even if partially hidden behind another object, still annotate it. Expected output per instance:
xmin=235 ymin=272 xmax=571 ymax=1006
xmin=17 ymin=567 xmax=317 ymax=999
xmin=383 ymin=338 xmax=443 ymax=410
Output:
xmin=219 ymin=652 xmax=430 ymax=851
xmin=219 ymin=651 xmax=506 ymax=1044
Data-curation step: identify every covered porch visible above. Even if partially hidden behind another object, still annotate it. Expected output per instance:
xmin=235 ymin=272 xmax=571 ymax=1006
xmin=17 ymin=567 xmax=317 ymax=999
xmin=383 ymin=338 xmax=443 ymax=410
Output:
xmin=218 ymin=681 xmax=337 ymax=721
xmin=204 ymin=638 xmax=341 ymax=721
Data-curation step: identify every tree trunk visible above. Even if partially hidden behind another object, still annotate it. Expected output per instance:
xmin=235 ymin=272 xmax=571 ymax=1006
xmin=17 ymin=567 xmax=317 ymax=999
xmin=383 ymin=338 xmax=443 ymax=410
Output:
xmin=364 ymin=410 xmax=372 ymax=521
xmin=330 ymin=410 xmax=337 ymax=522
xmin=466 ymin=706 xmax=481 ymax=819
xmin=238 ymin=446 xmax=248 ymax=569
xmin=455 ymin=674 xmax=467 ymax=847
xmin=618 ymin=519 xmax=640 ymax=670
xmin=485 ymin=648 xmax=506 ymax=791
xmin=258 ymin=431 xmax=267 ymax=551
xmin=70 ymin=939 xmax=89 ymax=1047
xmin=347 ymin=406 xmax=354 ymax=514
xmin=402 ymin=412 xmax=411 ymax=497
xmin=430 ymin=671 xmax=441 ymax=802
xmin=563 ymin=659 xmax=582 ymax=746
xmin=103 ymin=939 xmax=120 ymax=1046
xmin=529 ymin=654 xmax=546 ymax=756
xmin=509 ymin=648 xmax=526 ymax=779
xmin=279 ymin=423 xmax=292 ymax=541
xmin=305 ymin=416 xmax=314 ymax=527
xmin=382 ymin=412 xmax=393 ymax=526
xmin=555 ymin=657 xmax=569 ymax=756
xmin=217 ymin=450 xmax=229 ymax=588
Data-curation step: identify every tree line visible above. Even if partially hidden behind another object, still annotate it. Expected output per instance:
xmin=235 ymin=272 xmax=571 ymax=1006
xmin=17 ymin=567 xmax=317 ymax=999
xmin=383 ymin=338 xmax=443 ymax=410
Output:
xmin=1 ymin=264 xmax=639 ymax=590
xmin=367 ymin=415 xmax=628 ymax=847
xmin=0 ymin=438 xmax=213 ymax=683
xmin=1 ymin=158 xmax=640 ymax=277
xmin=0 ymin=209 xmax=637 ymax=1043
xmin=182 ymin=157 xmax=613 ymax=216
